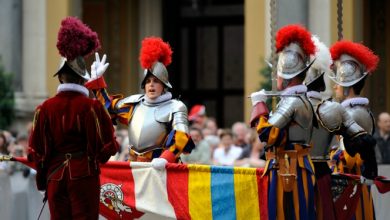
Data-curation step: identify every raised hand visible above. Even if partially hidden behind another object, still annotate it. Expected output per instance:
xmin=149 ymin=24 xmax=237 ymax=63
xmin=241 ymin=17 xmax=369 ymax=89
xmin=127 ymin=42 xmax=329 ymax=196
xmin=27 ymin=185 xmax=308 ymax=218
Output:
xmin=90 ymin=53 xmax=109 ymax=81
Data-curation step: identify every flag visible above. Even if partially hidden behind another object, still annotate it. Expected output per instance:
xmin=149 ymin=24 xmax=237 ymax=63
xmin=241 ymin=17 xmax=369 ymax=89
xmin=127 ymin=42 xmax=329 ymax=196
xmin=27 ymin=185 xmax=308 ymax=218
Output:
xmin=99 ymin=162 xmax=269 ymax=219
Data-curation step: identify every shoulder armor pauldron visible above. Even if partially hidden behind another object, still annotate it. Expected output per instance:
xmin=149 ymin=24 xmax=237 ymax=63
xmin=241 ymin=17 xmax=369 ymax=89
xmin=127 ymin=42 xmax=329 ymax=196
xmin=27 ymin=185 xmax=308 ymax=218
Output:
xmin=116 ymin=94 xmax=143 ymax=108
xmin=155 ymin=99 xmax=187 ymax=123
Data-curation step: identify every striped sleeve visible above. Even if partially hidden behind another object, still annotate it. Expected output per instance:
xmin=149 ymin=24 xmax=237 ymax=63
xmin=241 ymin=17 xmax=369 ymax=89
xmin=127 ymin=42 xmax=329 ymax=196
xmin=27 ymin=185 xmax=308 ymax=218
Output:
xmin=161 ymin=130 xmax=195 ymax=162
xmin=91 ymin=88 xmax=135 ymax=125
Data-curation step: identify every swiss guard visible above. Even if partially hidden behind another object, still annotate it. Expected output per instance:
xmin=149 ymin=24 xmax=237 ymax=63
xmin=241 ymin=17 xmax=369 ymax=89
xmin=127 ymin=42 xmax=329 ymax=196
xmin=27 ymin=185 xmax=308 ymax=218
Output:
xmin=85 ymin=37 xmax=194 ymax=167
xmin=304 ymin=36 xmax=368 ymax=220
xmin=328 ymin=40 xmax=379 ymax=219
xmin=250 ymin=24 xmax=316 ymax=220
xmin=28 ymin=17 xmax=119 ymax=219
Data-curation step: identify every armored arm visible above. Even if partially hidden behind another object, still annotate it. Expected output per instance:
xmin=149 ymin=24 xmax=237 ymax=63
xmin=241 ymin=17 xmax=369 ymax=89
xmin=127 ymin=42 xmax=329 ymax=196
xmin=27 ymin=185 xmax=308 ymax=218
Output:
xmin=257 ymin=98 xmax=297 ymax=146
xmin=268 ymin=98 xmax=296 ymax=128
xmin=171 ymin=101 xmax=189 ymax=133
xmin=317 ymin=101 xmax=365 ymax=137
xmin=159 ymin=100 xmax=194 ymax=162
xmin=340 ymin=105 xmax=366 ymax=138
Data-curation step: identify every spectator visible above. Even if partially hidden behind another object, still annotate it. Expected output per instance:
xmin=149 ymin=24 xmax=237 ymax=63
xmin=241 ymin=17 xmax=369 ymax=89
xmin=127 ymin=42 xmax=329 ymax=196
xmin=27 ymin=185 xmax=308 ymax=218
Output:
xmin=0 ymin=131 xmax=8 ymax=155
xmin=0 ymin=131 xmax=9 ymax=172
xmin=234 ymin=129 xmax=266 ymax=168
xmin=231 ymin=122 xmax=249 ymax=148
xmin=181 ymin=127 xmax=211 ymax=164
xmin=374 ymin=112 xmax=390 ymax=164
xmin=189 ymin=104 xmax=207 ymax=129
xmin=205 ymin=117 xmax=218 ymax=135
xmin=204 ymin=135 xmax=220 ymax=159
xmin=213 ymin=129 xmax=242 ymax=166
xmin=112 ymin=128 xmax=130 ymax=161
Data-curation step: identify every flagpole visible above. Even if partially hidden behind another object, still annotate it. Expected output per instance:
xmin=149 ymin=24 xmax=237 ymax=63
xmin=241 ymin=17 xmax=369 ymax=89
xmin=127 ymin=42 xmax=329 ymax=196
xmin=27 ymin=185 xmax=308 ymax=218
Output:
xmin=270 ymin=0 xmax=278 ymax=111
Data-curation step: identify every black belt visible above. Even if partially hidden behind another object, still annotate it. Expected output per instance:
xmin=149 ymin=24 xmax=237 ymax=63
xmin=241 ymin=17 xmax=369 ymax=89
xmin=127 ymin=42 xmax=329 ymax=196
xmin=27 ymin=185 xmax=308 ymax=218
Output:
xmin=53 ymin=151 xmax=85 ymax=160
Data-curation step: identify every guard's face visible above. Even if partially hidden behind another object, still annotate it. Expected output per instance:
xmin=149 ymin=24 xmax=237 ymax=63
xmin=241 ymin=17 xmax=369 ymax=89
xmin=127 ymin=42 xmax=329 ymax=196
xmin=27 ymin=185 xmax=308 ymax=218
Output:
xmin=277 ymin=76 xmax=284 ymax=91
xmin=145 ymin=75 xmax=164 ymax=100
xmin=333 ymin=83 xmax=345 ymax=102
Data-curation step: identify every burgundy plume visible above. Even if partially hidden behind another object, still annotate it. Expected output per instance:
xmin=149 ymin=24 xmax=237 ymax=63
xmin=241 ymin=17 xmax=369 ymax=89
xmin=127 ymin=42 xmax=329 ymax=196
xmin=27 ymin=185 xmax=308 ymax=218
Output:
xmin=139 ymin=37 xmax=173 ymax=69
xmin=56 ymin=17 xmax=100 ymax=61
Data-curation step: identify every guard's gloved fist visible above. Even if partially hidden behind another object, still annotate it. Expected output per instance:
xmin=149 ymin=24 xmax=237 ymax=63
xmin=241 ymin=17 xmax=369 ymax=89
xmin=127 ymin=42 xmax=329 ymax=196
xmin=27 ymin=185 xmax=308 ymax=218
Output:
xmin=342 ymin=135 xmax=359 ymax=156
xmin=359 ymin=134 xmax=378 ymax=179
xmin=151 ymin=158 xmax=168 ymax=170
xmin=250 ymin=89 xmax=267 ymax=106
xmin=362 ymin=157 xmax=378 ymax=179
xmin=344 ymin=134 xmax=378 ymax=179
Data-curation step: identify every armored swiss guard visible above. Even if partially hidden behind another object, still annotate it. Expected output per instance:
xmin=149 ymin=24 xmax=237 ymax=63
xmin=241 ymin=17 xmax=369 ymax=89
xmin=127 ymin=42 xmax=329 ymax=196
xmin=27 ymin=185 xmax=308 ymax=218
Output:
xmin=85 ymin=37 xmax=194 ymax=166
xmin=328 ymin=40 xmax=379 ymax=219
xmin=250 ymin=24 xmax=316 ymax=220
xmin=305 ymin=36 xmax=369 ymax=220
xmin=28 ymin=17 xmax=119 ymax=219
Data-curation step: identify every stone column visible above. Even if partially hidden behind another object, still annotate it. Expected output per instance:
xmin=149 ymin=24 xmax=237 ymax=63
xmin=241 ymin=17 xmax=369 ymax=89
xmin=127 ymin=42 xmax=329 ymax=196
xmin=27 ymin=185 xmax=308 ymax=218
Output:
xmin=137 ymin=0 xmax=163 ymax=87
xmin=15 ymin=0 xmax=47 ymax=115
xmin=138 ymin=0 xmax=162 ymax=39
xmin=0 ymin=0 xmax=22 ymax=91
xmin=308 ymin=0 xmax=331 ymax=45
xmin=244 ymin=0 xmax=268 ymax=123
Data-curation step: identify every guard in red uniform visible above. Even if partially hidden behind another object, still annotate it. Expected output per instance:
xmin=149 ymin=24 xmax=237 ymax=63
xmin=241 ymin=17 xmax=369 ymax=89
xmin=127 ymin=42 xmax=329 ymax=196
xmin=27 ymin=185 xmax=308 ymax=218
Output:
xmin=28 ymin=17 xmax=119 ymax=220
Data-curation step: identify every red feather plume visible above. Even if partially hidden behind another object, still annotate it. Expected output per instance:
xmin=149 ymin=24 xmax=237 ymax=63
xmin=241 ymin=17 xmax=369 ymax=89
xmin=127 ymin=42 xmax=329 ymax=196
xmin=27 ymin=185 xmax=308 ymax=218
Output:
xmin=330 ymin=40 xmax=379 ymax=73
xmin=139 ymin=37 xmax=173 ymax=69
xmin=56 ymin=17 xmax=100 ymax=61
xmin=276 ymin=24 xmax=315 ymax=55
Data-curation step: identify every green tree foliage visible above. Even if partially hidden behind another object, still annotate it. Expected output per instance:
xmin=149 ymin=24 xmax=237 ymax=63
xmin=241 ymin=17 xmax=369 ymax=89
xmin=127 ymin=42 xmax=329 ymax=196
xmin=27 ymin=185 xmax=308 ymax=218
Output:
xmin=0 ymin=64 xmax=14 ymax=129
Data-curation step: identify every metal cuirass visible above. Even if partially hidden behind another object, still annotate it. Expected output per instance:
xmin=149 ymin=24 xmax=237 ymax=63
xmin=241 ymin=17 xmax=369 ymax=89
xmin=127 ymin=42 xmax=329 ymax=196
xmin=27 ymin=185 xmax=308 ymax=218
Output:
xmin=126 ymin=98 xmax=189 ymax=154
xmin=128 ymin=101 xmax=168 ymax=154
xmin=268 ymin=96 xmax=313 ymax=145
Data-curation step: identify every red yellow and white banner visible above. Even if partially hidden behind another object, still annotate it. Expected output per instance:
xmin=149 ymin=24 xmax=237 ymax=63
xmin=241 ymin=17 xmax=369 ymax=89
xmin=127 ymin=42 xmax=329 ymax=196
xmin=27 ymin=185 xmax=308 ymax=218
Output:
xmin=9 ymin=157 xmax=268 ymax=220
xmin=98 ymin=161 xmax=268 ymax=220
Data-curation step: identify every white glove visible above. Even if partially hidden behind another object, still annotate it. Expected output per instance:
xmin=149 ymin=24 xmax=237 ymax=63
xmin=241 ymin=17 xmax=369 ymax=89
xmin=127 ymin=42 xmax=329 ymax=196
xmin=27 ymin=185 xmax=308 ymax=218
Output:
xmin=89 ymin=53 xmax=109 ymax=81
xmin=250 ymin=89 xmax=267 ymax=106
xmin=39 ymin=190 xmax=46 ymax=198
xmin=360 ymin=176 xmax=374 ymax=185
xmin=151 ymin=158 xmax=168 ymax=170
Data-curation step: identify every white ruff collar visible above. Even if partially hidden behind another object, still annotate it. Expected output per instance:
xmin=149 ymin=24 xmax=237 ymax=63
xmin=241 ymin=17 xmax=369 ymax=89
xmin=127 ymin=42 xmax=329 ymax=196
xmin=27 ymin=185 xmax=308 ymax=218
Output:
xmin=282 ymin=84 xmax=307 ymax=95
xmin=144 ymin=92 xmax=172 ymax=104
xmin=57 ymin=83 xmax=89 ymax=97
xmin=341 ymin=97 xmax=369 ymax=107
xmin=307 ymin=91 xmax=322 ymax=100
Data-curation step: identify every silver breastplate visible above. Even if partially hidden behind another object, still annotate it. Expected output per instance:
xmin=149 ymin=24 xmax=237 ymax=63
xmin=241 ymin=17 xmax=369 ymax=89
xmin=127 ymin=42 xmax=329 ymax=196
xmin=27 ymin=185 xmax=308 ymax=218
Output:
xmin=128 ymin=102 xmax=168 ymax=153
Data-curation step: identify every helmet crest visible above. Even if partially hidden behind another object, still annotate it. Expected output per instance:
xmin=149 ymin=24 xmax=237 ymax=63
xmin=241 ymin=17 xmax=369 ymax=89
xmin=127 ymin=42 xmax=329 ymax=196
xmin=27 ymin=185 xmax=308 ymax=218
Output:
xmin=57 ymin=17 xmax=100 ymax=61
xmin=139 ymin=37 xmax=173 ymax=69
xmin=330 ymin=40 xmax=379 ymax=73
